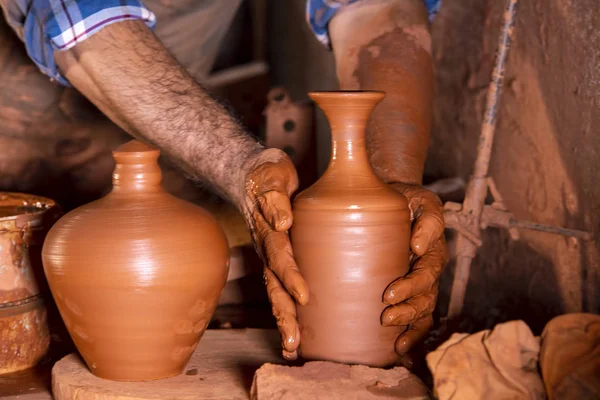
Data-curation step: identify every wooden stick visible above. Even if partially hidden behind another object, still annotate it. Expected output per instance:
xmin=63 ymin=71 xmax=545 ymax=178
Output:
xmin=447 ymin=0 xmax=519 ymax=319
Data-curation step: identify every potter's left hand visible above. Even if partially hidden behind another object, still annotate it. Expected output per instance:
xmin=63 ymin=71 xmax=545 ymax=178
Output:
xmin=383 ymin=183 xmax=448 ymax=367
xmin=241 ymin=148 xmax=308 ymax=360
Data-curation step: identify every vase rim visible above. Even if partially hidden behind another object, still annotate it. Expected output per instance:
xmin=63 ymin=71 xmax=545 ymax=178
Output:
xmin=113 ymin=140 xmax=159 ymax=156
xmin=308 ymin=90 xmax=385 ymax=99
xmin=112 ymin=140 xmax=161 ymax=167
xmin=0 ymin=192 xmax=57 ymax=225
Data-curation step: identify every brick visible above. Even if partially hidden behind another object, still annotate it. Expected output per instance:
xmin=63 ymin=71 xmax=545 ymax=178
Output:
xmin=251 ymin=361 xmax=431 ymax=400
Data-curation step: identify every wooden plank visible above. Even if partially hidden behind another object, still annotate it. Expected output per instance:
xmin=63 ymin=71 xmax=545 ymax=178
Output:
xmin=52 ymin=329 xmax=283 ymax=400
xmin=0 ymin=366 xmax=53 ymax=400
xmin=3 ymin=392 xmax=52 ymax=400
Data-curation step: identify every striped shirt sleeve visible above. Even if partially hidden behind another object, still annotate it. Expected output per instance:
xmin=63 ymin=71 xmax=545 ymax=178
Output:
xmin=306 ymin=0 xmax=441 ymax=47
xmin=3 ymin=0 xmax=156 ymax=86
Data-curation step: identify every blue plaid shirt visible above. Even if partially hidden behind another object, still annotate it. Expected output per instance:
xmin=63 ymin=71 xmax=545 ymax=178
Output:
xmin=306 ymin=0 xmax=441 ymax=46
xmin=2 ymin=0 xmax=156 ymax=85
xmin=1 ymin=0 xmax=439 ymax=86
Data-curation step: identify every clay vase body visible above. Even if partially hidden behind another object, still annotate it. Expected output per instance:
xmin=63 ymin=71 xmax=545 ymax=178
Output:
xmin=42 ymin=140 xmax=229 ymax=381
xmin=291 ymin=91 xmax=411 ymax=367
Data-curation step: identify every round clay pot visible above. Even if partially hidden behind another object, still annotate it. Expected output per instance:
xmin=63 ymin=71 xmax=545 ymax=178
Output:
xmin=290 ymin=91 xmax=411 ymax=367
xmin=42 ymin=140 xmax=230 ymax=381
xmin=0 ymin=192 xmax=59 ymax=374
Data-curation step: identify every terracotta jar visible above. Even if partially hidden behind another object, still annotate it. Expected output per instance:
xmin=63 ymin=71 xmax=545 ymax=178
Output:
xmin=42 ymin=140 xmax=230 ymax=381
xmin=290 ymin=91 xmax=411 ymax=367
xmin=0 ymin=193 xmax=59 ymax=374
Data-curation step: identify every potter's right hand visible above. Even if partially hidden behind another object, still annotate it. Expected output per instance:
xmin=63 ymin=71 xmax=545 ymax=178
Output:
xmin=241 ymin=148 xmax=309 ymax=360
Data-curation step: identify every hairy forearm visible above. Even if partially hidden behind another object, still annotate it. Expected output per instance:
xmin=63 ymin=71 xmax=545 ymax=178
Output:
xmin=54 ymin=20 xmax=262 ymax=206
xmin=329 ymin=0 xmax=434 ymax=185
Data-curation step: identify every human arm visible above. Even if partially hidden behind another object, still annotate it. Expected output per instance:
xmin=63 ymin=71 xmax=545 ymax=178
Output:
xmin=51 ymin=19 xmax=309 ymax=357
xmin=53 ymin=19 xmax=260 ymax=203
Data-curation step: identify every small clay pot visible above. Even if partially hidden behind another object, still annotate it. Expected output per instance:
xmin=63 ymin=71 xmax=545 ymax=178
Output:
xmin=42 ymin=140 xmax=230 ymax=381
xmin=0 ymin=192 xmax=59 ymax=374
xmin=291 ymin=91 xmax=411 ymax=367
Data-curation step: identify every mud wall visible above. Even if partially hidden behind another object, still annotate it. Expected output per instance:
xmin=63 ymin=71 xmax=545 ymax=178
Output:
xmin=269 ymin=0 xmax=600 ymax=332
xmin=430 ymin=0 xmax=599 ymax=331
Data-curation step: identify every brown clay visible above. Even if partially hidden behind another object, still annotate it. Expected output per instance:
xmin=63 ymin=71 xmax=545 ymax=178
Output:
xmin=0 ymin=192 xmax=59 ymax=374
xmin=290 ymin=91 xmax=411 ymax=367
xmin=540 ymin=313 xmax=600 ymax=399
xmin=41 ymin=140 xmax=230 ymax=381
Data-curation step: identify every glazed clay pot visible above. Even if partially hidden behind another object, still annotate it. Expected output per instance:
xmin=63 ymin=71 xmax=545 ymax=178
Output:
xmin=291 ymin=91 xmax=411 ymax=367
xmin=0 ymin=193 xmax=59 ymax=374
xmin=42 ymin=140 xmax=230 ymax=381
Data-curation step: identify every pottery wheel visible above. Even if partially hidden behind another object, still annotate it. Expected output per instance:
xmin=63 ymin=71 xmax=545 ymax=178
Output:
xmin=52 ymin=329 xmax=283 ymax=400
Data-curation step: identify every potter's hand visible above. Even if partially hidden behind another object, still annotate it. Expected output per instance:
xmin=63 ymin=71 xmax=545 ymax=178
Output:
xmin=383 ymin=183 xmax=448 ymax=366
xmin=241 ymin=149 xmax=308 ymax=360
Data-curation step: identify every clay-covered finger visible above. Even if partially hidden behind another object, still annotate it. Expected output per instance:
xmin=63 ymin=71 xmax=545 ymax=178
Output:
xmin=282 ymin=323 xmax=301 ymax=360
xmin=395 ymin=314 xmax=433 ymax=356
xmin=282 ymin=349 xmax=298 ymax=361
xmin=383 ymin=239 xmax=446 ymax=305
xmin=258 ymin=190 xmax=294 ymax=232
xmin=381 ymin=289 xmax=437 ymax=326
xmin=409 ymin=192 xmax=444 ymax=256
xmin=264 ymin=267 xmax=301 ymax=356
xmin=399 ymin=352 xmax=414 ymax=369
xmin=264 ymin=229 xmax=309 ymax=305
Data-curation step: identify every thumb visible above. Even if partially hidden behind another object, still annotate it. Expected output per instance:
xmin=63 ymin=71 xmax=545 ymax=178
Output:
xmin=410 ymin=196 xmax=444 ymax=256
xmin=258 ymin=191 xmax=294 ymax=232
xmin=250 ymin=149 xmax=298 ymax=231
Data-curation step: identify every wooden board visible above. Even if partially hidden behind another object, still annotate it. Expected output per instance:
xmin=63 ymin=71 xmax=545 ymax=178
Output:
xmin=1 ymin=366 xmax=53 ymax=400
xmin=51 ymin=329 xmax=284 ymax=400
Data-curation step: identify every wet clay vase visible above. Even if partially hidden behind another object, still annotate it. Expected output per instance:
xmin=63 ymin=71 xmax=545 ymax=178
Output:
xmin=0 ymin=193 xmax=60 ymax=374
xmin=42 ymin=140 xmax=230 ymax=381
xmin=290 ymin=91 xmax=411 ymax=367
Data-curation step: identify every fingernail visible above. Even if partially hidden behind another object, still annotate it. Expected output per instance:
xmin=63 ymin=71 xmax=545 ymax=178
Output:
xmin=413 ymin=230 xmax=433 ymax=255
xmin=281 ymin=320 xmax=296 ymax=350
xmin=395 ymin=335 xmax=413 ymax=360
xmin=285 ymin=333 xmax=297 ymax=348
xmin=294 ymin=290 xmax=309 ymax=305
xmin=400 ymin=354 xmax=414 ymax=369
xmin=382 ymin=312 xmax=395 ymax=326
xmin=271 ymin=204 xmax=292 ymax=230
xmin=383 ymin=289 xmax=396 ymax=305
xmin=283 ymin=349 xmax=298 ymax=361
xmin=396 ymin=336 xmax=409 ymax=350
xmin=274 ymin=210 xmax=285 ymax=227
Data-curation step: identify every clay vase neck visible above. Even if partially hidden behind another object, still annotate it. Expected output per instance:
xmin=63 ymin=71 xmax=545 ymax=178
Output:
xmin=314 ymin=91 xmax=382 ymax=182
xmin=111 ymin=140 xmax=162 ymax=193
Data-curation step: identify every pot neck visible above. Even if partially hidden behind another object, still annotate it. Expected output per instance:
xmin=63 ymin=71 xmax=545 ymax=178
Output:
xmin=310 ymin=91 xmax=385 ymax=175
xmin=111 ymin=140 xmax=163 ymax=193
xmin=329 ymin=123 xmax=371 ymax=172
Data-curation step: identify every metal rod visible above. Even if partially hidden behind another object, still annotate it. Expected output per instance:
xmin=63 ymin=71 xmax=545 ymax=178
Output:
xmin=510 ymin=218 xmax=594 ymax=240
xmin=472 ymin=0 xmax=518 ymax=179
xmin=447 ymin=0 xmax=519 ymax=319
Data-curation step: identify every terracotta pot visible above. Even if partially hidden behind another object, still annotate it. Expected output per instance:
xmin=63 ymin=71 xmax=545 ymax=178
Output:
xmin=0 ymin=192 xmax=60 ymax=374
xmin=42 ymin=140 xmax=230 ymax=381
xmin=291 ymin=91 xmax=411 ymax=367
